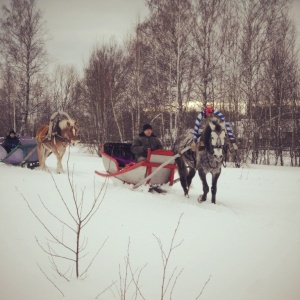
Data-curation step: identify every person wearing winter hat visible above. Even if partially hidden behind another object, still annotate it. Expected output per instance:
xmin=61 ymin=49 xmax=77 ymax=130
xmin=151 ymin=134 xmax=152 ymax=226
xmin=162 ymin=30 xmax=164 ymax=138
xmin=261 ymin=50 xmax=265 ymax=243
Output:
xmin=1 ymin=129 xmax=21 ymax=153
xmin=131 ymin=123 xmax=163 ymax=162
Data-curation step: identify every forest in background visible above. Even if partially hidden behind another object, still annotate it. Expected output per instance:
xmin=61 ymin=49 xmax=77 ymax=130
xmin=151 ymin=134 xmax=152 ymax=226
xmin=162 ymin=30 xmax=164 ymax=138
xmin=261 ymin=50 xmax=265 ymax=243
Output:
xmin=0 ymin=0 xmax=299 ymax=166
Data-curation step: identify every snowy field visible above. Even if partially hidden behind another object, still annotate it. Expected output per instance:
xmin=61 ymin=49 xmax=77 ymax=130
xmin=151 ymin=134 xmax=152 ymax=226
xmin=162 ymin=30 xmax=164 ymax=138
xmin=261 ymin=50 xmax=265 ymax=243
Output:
xmin=0 ymin=145 xmax=300 ymax=300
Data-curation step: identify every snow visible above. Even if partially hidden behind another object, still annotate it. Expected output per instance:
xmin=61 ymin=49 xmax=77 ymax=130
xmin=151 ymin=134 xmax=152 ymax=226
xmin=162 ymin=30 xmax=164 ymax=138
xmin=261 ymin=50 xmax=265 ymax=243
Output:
xmin=1 ymin=145 xmax=300 ymax=300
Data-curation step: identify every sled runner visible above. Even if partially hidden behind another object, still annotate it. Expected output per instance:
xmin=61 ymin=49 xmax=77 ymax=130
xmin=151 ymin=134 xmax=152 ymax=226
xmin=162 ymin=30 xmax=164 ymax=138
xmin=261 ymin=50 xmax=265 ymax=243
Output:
xmin=95 ymin=142 xmax=178 ymax=187
xmin=0 ymin=136 xmax=39 ymax=169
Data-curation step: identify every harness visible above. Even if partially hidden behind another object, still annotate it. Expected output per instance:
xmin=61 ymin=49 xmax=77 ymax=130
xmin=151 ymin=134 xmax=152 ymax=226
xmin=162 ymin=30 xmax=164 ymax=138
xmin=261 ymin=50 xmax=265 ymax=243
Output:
xmin=36 ymin=126 xmax=49 ymax=143
xmin=36 ymin=111 xmax=77 ymax=146
xmin=36 ymin=126 xmax=71 ymax=145
xmin=205 ymin=125 xmax=226 ymax=169
xmin=46 ymin=111 xmax=74 ymax=140
xmin=193 ymin=108 xmax=236 ymax=143
xmin=193 ymin=106 xmax=240 ymax=167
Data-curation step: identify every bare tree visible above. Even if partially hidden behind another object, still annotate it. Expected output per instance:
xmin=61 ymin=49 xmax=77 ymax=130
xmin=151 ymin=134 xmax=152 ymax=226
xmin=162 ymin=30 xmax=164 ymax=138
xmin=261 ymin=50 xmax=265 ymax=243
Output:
xmin=264 ymin=2 xmax=299 ymax=166
xmin=125 ymin=23 xmax=146 ymax=139
xmin=190 ymin=0 xmax=228 ymax=109
xmin=0 ymin=64 xmax=16 ymax=135
xmin=239 ymin=0 xmax=273 ymax=162
xmin=153 ymin=213 xmax=184 ymax=300
xmin=144 ymin=0 xmax=193 ymax=137
xmin=21 ymin=157 xmax=109 ymax=279
xmin=0 ymin=0 xmax=48 ymax=135
xmin=83 ymin=40 xmax=129 ymax=143
xmin=50 ymin=64 xmax=80 ymax=111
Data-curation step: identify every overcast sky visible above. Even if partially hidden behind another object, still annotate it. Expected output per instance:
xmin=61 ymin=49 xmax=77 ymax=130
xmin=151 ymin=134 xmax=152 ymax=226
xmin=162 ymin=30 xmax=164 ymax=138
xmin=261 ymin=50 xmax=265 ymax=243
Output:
xmin=40 ymin=0 xmax=149 ymax=70
xmin=38 ymin=0 xmax=149 ymax=71
xmin=0 ymin=0 xmax=300 ymax=72
xmin=0 ymin=0 xmax=149 ymax=71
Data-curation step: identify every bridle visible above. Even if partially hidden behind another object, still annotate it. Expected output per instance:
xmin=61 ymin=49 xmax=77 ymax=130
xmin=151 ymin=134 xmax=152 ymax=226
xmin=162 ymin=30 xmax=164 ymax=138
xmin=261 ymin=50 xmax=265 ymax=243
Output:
xmin=209 ymin=127 xmax=225 ymax=151
xmin=53 ymin=123 xmax=79 ymax=146
xmin=206 ymin=127 xmax=226 ymax=168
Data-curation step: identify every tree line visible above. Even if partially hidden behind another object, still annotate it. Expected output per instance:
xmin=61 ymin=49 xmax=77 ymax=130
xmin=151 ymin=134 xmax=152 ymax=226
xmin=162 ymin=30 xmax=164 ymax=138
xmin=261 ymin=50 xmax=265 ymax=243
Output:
xmin=0 ymin=0 xmax=299 ymax=166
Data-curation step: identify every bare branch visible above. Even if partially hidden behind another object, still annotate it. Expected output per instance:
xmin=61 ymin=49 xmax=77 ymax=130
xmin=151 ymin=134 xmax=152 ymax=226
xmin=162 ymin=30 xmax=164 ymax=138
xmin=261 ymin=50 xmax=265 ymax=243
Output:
xmin=95 ymin=280 xmax=118 ymax=299
xmin=153 ymin=213 xmax=184 ymax=299
xmin=80 ymin=236 xmax=109 ymax=278
xmin=195 ymin=275 xmax=212 ymax=300
xmin=37 ymin=263 xmax=65 ymax=297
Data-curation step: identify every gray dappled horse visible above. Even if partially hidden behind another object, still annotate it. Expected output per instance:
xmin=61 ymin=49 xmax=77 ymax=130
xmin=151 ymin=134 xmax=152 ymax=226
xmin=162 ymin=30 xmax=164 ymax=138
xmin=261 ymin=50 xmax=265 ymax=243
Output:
xmin=173 ymin=118 xmax=226 ymax=204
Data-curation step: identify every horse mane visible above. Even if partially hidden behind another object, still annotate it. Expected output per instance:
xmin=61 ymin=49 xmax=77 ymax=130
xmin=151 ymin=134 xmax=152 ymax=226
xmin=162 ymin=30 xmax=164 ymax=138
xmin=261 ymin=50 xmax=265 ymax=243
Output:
xmin=59 ymin=119 xmax=75 ymax=130
xmin=213 ymin=122 xmax=223 ymax=133
xmin=201 ymin=125 xmax=211 ymax=150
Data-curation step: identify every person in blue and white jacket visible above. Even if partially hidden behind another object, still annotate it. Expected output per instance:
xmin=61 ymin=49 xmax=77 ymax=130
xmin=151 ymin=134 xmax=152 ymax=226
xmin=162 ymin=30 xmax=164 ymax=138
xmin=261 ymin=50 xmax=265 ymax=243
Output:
xmin=192 ymin=104 xmax=238 ymax=151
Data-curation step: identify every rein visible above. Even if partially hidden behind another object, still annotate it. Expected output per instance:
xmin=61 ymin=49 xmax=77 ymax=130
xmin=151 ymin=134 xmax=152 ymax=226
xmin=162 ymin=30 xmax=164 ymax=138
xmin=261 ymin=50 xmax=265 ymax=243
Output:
xmin=53 ymin=132 xmax=73 ymax=145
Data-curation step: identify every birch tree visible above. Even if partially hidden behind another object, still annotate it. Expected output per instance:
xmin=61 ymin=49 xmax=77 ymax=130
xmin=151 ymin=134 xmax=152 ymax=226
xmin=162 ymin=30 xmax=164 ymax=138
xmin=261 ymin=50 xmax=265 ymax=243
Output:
xmin=145 ymin=0 xmax=193 ymax=137
xmin=0 ymin=0 xmax=48 ymax=135
xmin=264 ymin=2 xmax=299 ymax=165
xmin=84 ymin=41 xmax=128 ymax=143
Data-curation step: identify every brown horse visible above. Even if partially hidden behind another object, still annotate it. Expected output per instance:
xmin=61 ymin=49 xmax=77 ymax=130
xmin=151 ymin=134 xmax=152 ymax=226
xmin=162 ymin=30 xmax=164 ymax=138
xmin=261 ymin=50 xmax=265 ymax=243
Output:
xmin=36 ymin=119 xmax=79 ymax=173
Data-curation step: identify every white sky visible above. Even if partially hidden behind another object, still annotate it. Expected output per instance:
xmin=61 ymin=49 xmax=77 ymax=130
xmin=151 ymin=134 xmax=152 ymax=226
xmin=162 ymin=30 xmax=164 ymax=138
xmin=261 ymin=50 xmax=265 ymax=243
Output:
xmin=39 ymin=0 xmax=149 ymax=70
xmin=0 ymin=0 xmax=149 ymax=70
xmin=291 ymin=0 xmax=300 ymax=44
xmin=0 ymin=0 xmax=300 ymax=71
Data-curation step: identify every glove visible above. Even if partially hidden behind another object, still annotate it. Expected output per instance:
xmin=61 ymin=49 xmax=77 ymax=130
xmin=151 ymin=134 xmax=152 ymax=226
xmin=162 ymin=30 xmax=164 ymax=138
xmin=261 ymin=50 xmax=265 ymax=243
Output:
xmin=143 ymin=145 xmax=150 ymax=152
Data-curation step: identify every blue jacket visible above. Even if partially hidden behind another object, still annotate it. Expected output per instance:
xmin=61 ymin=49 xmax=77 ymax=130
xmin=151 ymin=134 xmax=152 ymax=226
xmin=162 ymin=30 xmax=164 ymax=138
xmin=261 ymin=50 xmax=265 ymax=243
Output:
xmin=1 ymin=135 xmax=21 ymax=153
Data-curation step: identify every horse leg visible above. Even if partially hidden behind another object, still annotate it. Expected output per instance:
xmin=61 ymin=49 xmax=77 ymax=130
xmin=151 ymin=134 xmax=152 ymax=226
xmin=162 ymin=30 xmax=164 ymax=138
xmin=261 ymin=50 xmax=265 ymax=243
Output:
xmin=211 ymin=171 xmax=221 ymax=204
xmin=37 ymin=143 xmax=46 ymax=170
xmin=57 ymin=156 xmax=63 ymax=173
xmin=186 ymin=167 xmax=196 ymax=191
xmin=198 ymin=168 xmax=209 ymax=202
xmin=50 ymin=148 xmax=63 ymax=173
xmin=175 ymin=157 xmax=189 ymax=197
xmin=57 ymin=147 xmax=67 ymax=173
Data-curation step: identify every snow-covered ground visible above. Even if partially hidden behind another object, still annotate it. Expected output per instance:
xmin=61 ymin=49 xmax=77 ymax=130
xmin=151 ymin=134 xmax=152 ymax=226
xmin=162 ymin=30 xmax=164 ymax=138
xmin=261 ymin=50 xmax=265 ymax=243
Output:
xmin=1 ymin=145 xmax=300 ymax=300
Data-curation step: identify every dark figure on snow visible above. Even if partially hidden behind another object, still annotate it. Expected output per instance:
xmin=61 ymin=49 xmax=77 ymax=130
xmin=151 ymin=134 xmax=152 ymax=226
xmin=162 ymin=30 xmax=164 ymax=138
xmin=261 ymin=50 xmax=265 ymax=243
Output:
xmin=2 ymin=130 xmax=21 ymax=153
xmin=131 ymin=124 xmax=163 ymax=162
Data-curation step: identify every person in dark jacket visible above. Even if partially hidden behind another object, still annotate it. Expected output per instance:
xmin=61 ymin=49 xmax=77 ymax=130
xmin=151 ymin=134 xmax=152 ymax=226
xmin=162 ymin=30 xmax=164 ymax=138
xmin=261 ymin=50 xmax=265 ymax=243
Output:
xmin=131 ymin=124 xmax=163 ymax=162
xmin=1 ymin=130 xmax=21 ymax=153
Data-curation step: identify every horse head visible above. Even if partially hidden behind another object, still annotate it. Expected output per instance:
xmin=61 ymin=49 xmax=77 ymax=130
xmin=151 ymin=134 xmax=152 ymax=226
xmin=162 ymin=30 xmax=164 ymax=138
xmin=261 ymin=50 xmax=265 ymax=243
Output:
xmin=207 ymin=119 xmax=226 ymax=162
xmin=59 ymin=119 xmax=79 ymax=146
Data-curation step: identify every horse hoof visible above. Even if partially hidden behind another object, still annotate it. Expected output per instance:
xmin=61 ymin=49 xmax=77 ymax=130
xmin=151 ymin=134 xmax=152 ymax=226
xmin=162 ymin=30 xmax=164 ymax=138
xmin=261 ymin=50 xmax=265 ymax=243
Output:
xmin=185 ymin=194 xmax=189 ymax=198
xmin=198 ymin=195 xmax=206 ymax=203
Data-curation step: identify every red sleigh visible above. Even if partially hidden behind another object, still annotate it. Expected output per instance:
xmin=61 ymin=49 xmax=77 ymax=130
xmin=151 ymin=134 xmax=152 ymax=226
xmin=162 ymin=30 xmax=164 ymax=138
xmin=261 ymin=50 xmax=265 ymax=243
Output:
xmin=95 ymin=142 xmax=177 ymax=188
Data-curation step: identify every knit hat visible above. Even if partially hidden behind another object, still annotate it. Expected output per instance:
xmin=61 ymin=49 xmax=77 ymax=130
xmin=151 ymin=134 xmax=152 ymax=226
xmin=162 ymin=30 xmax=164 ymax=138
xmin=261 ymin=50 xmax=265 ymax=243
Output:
xmin=142 ymin=124 xmax=152 ymax=131
xmin=9 ymin=130 xmax=16 ymax=135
